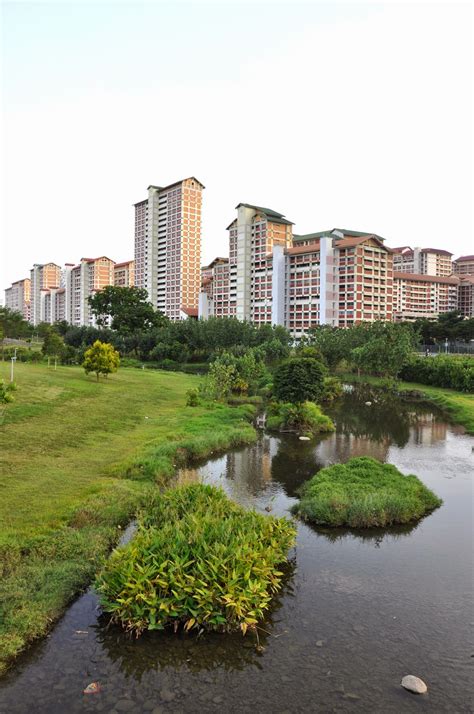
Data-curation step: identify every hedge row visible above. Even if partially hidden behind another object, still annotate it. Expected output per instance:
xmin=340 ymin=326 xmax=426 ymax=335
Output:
xmin=399 ymin=355 xmax=474 ymax=393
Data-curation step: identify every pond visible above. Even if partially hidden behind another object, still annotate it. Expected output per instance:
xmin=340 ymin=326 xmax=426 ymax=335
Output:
xmin=0 ymin=387 xmax=473 ymax=713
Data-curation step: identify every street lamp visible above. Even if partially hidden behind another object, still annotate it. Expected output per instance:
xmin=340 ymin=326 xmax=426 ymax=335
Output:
xmin=10 ymin=348 xmax=17 ymax=383
xmin=444 ymin=338 xmax=449 ymax=354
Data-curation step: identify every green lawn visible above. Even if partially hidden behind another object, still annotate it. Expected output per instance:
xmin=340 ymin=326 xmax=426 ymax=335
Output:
xmin=340 ymin=373 xmax=474 ymax=435
xmin=0 ymin=363 xmax=256 ymax=672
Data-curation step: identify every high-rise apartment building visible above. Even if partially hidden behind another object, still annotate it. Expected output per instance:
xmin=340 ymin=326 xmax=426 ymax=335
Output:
xmin=393 ymin=273 xmax=459 ymax=320
xmin=114 ymin=260 xmax=135 ymax=287
xmin=458 ymin=276 xmax=474 ymax=317
xmin=200 ymin=210 xmax=393 ymax=338
xmin=67 ymin=257 xmax=115 ymax=326
xmin=4 ymin=278 xmax=31 ymax=321
xmin=134 ymin=177 xmax=204 ymax=320
xmin=30 ymin=263 xmax=62 ymax=325
xmin=392 ymin=247 xmax=453 ymax=276
xmin=453 ymin=255 xmax=474 ymax=276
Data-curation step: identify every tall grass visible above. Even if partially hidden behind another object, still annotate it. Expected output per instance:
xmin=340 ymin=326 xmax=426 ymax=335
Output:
xmin=96 ymin=484 xmax=296 ymax=635
xmin=292 ymin=457 xmax=442 ymax=528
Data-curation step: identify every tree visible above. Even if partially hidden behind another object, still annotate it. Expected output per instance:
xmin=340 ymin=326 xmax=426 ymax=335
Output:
xmin=273 ymin=358 xmax=326 ymax=404
xmin=350 ymin=323 xmax=415 ymax=378
xmin=88 ymin=286 xmax=164 ymax=334
xmin=42 ymin=329 xmax=65 ymax=360
xmin=0 ymin=307 xmax=31 ymax=339
xmin=82 ymin=340 xmax=120 ymax=381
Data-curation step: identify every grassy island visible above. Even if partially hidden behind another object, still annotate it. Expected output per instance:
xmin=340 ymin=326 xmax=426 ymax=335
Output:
xmin=292 ymin=457 xmax=442 ymax=528
xmin=96 ymin=484 xmax=296 ymax=635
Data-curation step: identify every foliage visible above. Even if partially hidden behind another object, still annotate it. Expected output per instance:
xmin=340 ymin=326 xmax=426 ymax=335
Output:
xmin=88 ymin=286 xmax=164 ymax=334
xmin=41 ymin=328 xmax=65 ymax=359
xmin=412 ymin=311 xmax=474 ymax=343
xmin=321 ymin=376 xmax=343 ymax=402
xmin=0 ymin=362 xmax=259 ymax=671
xmin=185 ymin=388 xmax=200 ymax=406
xmin=400 ymin=355 xmax=474 ymax=393
xmin=0 ymin=380 xmax=15 ymax=405
xmin=350 ymin=323 xmax=415 ymax=378
xmin=96 ymin=484 xmax=296 ymax=635
xmin=82 ymin=340 xmax=120 ymax=381
xmin=292 ymin=457 xmax=442 ymax=528
xmin=266 ymin=401 xmax=335 ymax=435
xmin=273 ymin=358 xmax=326 ymax=404
xmin=0 ymin=307 xmax=31 ymax=339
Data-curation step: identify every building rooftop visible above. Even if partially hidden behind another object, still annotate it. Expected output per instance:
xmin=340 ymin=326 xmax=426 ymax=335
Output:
xmin=454 ymin=255 xmax=474 ymax=262
xmin=394 ymin=272 xmax=460 ymax=284
xmin=420 ymin=248 xmax=453 ymax=256
xmin=234 ymin=203 xmax=294 ymax=226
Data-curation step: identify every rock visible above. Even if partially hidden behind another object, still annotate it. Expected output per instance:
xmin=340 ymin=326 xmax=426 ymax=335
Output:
xmin=83 ymin=682 xmax=101 ymax=695
xmin=401 ymin=675 xmax=428 ymax=694
xmin=264 ymin=505 xmax=272 ymax=512
xmin=316 ymin=640 xmax=324 ymax=647
xmin=160 ymin=689 xmax=176 ymax=703
xmin=299 ymin=436 xmax=311 ymax=441
xmin=344 ymin=693 xmax=361 ymax=701
xmin=212 ymin=695 xmax=224 ymax=704
xmin=365 ymin=401 xmax=372 ymax=406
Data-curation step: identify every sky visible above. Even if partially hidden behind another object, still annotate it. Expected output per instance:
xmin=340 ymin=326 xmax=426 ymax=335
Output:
xmin=1 ymin=0 xmax=473 ymax=294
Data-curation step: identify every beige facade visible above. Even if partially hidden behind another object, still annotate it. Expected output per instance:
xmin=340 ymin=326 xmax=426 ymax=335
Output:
xmin=134 ymin=177 xmax=204 ymax=320
xmin=30 ymin=263 xmax=61 ymax=325
xmin=453 ymin=255 xmax=474 ymax=276
xmin=114 ymin=260 xmax=135 ymax=287
xmin=392 ymin=247 xmax=452 ymax=276
xmin=4 ymin=278 xmax=31 ymax=321
xmin=68 ymin=257 xmax=115 ymax=326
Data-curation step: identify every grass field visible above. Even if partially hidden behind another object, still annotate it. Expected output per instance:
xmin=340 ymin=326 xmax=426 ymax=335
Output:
xmin=0 ymin=363 xmax=256 ymax=673
xmin=340 ymin=373 xmax=474 ymax=435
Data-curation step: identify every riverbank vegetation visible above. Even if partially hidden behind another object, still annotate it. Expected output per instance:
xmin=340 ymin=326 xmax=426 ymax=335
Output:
xmin=96 ymin=484 xmax=296 ymax=635
xmin=267 ymin=401 xmax=335 ymax=436
xmin=292 ymin=457 xmax=442 ymax=528
xmin=0 ymin=362 xmax=257 ymax=673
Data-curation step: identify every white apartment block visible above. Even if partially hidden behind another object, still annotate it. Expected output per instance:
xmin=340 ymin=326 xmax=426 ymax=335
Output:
xmin=392 ymin=247 xmax=453 ymax=276
xmin=134 ymin=177 xmax=204 ymax=320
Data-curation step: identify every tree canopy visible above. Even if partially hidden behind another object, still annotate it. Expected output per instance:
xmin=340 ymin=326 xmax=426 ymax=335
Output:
xmin=273 ymin=358 xmax=326 ymax=404
xmin=88 ymin=286 xmax=164 ymax=334
xmin=82 ymin=340 xmax=120 ymax=381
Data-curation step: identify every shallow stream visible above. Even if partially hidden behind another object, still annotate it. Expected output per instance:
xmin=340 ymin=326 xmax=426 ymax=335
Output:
xmin=0 ymin=387 xmax=473 ymax=713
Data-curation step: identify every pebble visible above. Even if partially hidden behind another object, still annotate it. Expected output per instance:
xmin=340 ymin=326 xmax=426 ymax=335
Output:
xmin=316 ymin=640 xmax=324 ymax=647
xmin=401 ymin=675 xmax=428 ymax=694
xmin=365 ymin=401 xmax=372 ymax=406
xmin=299 ymin=436 xmax=311 ymax=441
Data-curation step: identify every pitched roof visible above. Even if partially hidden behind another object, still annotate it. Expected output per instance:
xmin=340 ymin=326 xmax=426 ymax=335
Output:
xmin=293 ymin=231 xmax=331 ymax=242
xmin=201 ymin=257 xmax=229 ymax=270
xmin=335 ymin=235 xmax=391 ymax=251
xmin=391 ymin=246 xmax=413 ymax=254
xmin=420 ymin=248 xmax=453 ymax=256
xmin=394 ymin=272 xmax=460 ymax=285
xmin=181 ymin=306 xmax=199 ymax=317
xmin=114 ymin=260 xmax=134 ymax=268
xmin=286 ymin=242 xmax=321 ymax=256
xmin=454 ymin=255 xmax=474 ymax=262
xmin=234 ymin=203 xmax=294 ymax=226
xmin=333 ymin=228 xmax=385 ymax=242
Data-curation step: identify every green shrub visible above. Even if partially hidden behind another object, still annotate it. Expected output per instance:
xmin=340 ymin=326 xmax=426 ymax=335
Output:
xmin=185 ymin=388 xmax=200 ymax=407
xmin=273 ymin=358 xmax=326 ymax=404
xmin=96 ymin=484 xmax=296 ymax=635
xmin=321 ymin=376 xmax=343 ymax=402
xmin=400 ymin=355 xmax=474 ymax=392
xmin=292 ymin=457 xmax=442 ymax=528
xmin=267 ymin=401 xmax=335 ymax=435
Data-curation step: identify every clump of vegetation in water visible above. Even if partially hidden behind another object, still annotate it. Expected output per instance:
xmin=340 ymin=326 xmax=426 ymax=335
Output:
xmin=96 ymin=484 xmax=296 ymax=635
xmin=273 ymin=357 xmax=326 ymax=404
xmin=292 ymin=457 xmax=442 ymax=528
xmin=321 ymin=376 xmax=343 ymax=402
xmin=267 ymin=401 xmax=335 ymax=436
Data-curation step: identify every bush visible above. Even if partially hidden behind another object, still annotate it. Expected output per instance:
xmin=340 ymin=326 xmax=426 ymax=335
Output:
xmin=185 ymin=388 xmax=200 ymax=406
xmin=321 ymin=376 xmax=343 ymax=402
xmin=292 ymin=457 xmax=442 ymax=528
xmin=273 ymin=358 xmax=326 ymax=404
xmin=400 ymin=355 xmax=474 ymax=392
xmin=96 ymin=484 xmax=296 ymax=635
xmin=267 ymin=401 xmax=335 ymax=435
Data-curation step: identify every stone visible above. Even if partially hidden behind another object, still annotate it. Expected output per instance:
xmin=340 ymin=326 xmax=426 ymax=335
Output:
xmin=401 ymin=675 xmax=428 ymax=694
xmin=299 ymin=436 xmax=311 ymax=441
xmin=316 ymin=640 xmax=324 ymax=647
xmin=160 ymin=689 xmax=176 ymax=703
xmin=365 ymin=401 xmax=372 ymax=406
xmin=344 ymin=693 xmax=361 ymax=701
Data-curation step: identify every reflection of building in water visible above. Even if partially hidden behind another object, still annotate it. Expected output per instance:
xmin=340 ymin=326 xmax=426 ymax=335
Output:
xmin=316 ymin=432 xmax=390 ymax=464
xmin=408 ymin=413 xmax=447 ymax=446
xmin=225 ymin=437 xmax=276 ymax=496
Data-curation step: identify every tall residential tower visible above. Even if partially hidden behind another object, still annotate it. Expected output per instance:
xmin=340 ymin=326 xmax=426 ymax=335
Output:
xmin=134 ymin=177 xmax=204 ymax=320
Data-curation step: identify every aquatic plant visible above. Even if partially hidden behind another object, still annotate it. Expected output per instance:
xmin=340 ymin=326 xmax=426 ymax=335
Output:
xmin=96 ymin=484 xmax=296 ymax=635
xmin=267 ymin=401 xmax=335 ymax=435
xmin=292 ymin=457 xmax=442 ymax=528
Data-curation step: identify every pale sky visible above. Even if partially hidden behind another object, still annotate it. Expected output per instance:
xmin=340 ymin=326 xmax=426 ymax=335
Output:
xmin=1 ymin=1 xmax=473 ymax=294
